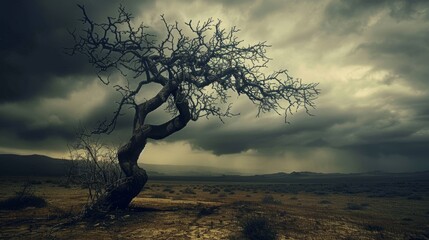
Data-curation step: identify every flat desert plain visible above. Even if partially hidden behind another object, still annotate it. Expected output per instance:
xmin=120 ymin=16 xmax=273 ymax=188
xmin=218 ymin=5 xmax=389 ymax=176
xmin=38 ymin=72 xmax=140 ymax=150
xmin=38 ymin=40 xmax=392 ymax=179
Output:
xmin=0 ymin=176 xmax=429 ymax=239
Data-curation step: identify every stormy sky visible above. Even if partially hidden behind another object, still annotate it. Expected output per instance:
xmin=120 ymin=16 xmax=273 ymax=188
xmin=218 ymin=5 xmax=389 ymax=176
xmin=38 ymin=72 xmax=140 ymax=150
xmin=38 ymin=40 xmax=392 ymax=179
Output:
xmin=1 ymin=0 xmax=429 ymax=173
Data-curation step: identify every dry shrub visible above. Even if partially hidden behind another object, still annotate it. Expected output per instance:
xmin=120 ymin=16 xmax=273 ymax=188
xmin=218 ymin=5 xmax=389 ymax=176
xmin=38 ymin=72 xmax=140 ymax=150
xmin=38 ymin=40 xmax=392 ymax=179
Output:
xmin=0 ymin=183 xmax=47 ymax=210
xmin=68 ymin=133 xmax=124 ymax=206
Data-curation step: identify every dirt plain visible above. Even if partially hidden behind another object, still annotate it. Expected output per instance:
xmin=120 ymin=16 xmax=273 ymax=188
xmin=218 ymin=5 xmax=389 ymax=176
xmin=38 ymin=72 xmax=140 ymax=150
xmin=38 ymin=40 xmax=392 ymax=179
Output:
xmin=0 ymin=176 xmax=429 ymax=240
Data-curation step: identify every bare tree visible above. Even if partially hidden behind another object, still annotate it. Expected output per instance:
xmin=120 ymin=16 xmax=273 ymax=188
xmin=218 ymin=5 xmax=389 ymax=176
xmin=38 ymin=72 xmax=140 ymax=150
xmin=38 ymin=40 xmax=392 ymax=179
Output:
xmin=70 ymin=5 xmax=319 ymax=211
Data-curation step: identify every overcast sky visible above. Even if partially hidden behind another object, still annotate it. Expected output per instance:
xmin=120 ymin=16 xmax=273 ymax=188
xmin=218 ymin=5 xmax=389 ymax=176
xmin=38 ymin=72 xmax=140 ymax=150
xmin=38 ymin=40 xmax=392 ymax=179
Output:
xmin=1 ymin=0 xmax=429 ymax=173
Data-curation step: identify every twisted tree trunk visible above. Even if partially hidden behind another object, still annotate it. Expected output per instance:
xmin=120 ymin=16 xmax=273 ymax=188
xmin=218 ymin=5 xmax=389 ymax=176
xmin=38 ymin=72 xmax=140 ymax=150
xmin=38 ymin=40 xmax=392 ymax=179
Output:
xmin=88 ymin=83 xmax=191 ymax=212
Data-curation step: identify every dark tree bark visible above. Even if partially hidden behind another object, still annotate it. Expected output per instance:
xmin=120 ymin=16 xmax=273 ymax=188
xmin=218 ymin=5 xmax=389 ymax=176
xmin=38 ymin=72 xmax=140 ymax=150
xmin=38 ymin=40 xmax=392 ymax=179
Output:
xmin=90 ymin=84 xmax=191 ymax=211
xmin=70 ymin=5 xmax=319 ymax=212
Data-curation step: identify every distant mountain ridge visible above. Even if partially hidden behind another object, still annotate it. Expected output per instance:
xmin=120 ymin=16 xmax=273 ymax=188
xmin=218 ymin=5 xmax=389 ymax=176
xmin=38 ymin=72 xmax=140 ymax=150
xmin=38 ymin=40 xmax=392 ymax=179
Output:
xmin=0 ymin=154 xmax=240 ymax=177
xmin=1 ymin=154 xmax=428 ymax=180
xmin=0 ymin=154 xmax=71 ymax=176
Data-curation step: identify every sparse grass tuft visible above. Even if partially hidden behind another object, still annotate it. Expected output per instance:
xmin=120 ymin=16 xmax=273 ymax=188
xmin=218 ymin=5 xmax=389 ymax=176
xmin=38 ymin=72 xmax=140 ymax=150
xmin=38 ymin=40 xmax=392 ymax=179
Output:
xmin=0 ymin=195 xmax=47 ymax=210
xmin=241 ymin=215 xmax=278 ymax=240
xmin=210 ymin=188 xmax=220 ymax=194
xmin=152 ymin=193 xmax=167 ymax=198
xmin=261 ymin=195 xmax=282 ymax=205
xmin=346 ymin=203 xmax=368 ymax=210
xmin=365 ymin=224 xmax=384 ymax=232
xmin=182 ymin=187 xmax=196 ymax=194
xmin=407 ymin=195 xmax=423 ymax=200
xmin=319 ymin=200 xmax=332 ymax=204
xmin=0 ymin=184 xmax=47 ymax=210
xmin=198 ymin=206 xmax=217 ymax=217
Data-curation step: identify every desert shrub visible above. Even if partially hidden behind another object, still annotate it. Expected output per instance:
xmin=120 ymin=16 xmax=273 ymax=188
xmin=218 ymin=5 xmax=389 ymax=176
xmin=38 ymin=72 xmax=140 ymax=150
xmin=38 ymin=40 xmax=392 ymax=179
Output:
xmin=210 ymin=189 xmax=220 ymax=194
xmin=45 ymin=179 xmax=59 ymax=184
xmin=319 ymin=200 xmax=332 ymax=204
xmin=0 ymin=183 xmax=47 ymax=210
xmin=68 ymin=133 xmax=124 ymax=205
xmin=346 ymin=203 xmax=368 ymax=210
xmin=365 ymin=224 xmax=384 ymax=232
xmin=407 ymin=195 xmax=423 ymax=200
xmin=152 ymin=193 xmax=167 ymax=198
xmin=182 ymin=187 xmax=196 ymax=194
xmin=163 ymin=187 xmax=175 ymax=193
xmin=218 ymin=193 xmax=227 ymax=198
xmin=198 ymin=206 xmax=217 ymax=217
xmin=48 ymin=206 xmax=75 ymax=220
xmin=29 ymin=180 xmax=42 ymax=185
xmin=241 ymin=215 xmax=277 ymax=240
xmin=314 ymin=191 xmax=327 ymax=196
xmin=261 ymin=195 xmax=282 ymax=205
xmin=289 ymin=196 xmax=298 ymax=200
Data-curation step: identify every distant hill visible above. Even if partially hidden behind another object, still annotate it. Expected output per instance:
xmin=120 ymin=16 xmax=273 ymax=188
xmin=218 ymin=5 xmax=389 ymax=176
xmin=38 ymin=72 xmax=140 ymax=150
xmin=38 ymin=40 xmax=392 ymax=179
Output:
xmin=0 ymin=154 xmax=72 ymax=176
xmin=139 ymin=163 xmax=240 ymax=176
xmin=1 ymin=154 xmax=428 ymax=182
xmin=0 ymin=154 xmax=240 ymax=177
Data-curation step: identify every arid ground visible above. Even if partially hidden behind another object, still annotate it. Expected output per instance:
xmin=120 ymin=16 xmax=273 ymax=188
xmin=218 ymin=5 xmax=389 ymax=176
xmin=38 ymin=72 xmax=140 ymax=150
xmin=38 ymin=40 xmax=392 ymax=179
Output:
xmin=1 ymin=176 xmax=429 ymax=239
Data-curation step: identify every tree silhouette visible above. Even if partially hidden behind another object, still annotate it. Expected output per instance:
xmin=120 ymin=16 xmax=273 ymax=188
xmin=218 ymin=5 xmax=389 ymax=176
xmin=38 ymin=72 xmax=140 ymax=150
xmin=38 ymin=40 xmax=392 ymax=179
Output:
xmin=70 ymin=5 xmax=319 ymax=211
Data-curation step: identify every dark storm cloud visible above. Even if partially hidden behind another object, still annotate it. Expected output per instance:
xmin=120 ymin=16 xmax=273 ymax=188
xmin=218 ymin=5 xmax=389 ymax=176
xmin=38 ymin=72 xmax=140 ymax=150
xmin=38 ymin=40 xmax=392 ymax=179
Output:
xmin=323 ymin=0 xmax=386 ymax=34
xmin=354 ymin=31 xmax=429 ymax=89
xmin=1 ymin=0 xmax=429 ymax=172
xmin=168 ymin=106 xmax=355 ymax=155
xmin=0 ymin=0 xmax=156 ymax=151
xmin=344 ymin=141 xmax=429 ymax=160
xmin=0 ymin=106 xmax=75 ymax=150
xmin=0 ymin=0 xmax=156 ymax=103
xmin=0 ymin=1 xmax=90 ymax=102
xmin=323 ymin=0 xmax=429 ymax=34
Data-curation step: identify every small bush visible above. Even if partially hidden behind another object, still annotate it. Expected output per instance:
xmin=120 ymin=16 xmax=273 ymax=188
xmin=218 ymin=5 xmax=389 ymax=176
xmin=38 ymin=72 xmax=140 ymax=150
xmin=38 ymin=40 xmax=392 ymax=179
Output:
xmin=261 ymin=195 xmax=282 ymax=205
xmin=29 ymin=180 xmax=42 ymax=185
xmin=365 ymin=224 xmax=384 ymax=232
xmin=0 ymin=183 xmax=47 ymax=210
xmin=210 ymin=189 xmax=220 ymax=194
xmin=152 ymin=193 xmax=167 ymax=198
xmin=319 ymin=200 xmax=332 ymax=204
xmin=346 ymin=203 xmax=368 ymax=210
xmin=407 ymin=195 xmax=423 ymax=200
xmin=241 ymin=215 xmax=277 ymax=240
xmin=0 ymin=195 xmax=47 ymax=210
xmin=198 ymin=206 xmax=217 ymax=217
xmin=182 ymin=187 xmax=196 ymax=194
xmin=218 ymin=193 xmax=227 ymax=198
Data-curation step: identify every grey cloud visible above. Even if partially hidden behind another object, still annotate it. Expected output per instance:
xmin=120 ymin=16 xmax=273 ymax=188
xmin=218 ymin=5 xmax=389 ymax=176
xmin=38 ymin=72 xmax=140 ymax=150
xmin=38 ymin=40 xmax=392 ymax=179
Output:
xmin=322 ymin=0 xmax=429 ymax=35
xmin=167 ymin=106 xmax=355 ymax=155
xmin=387 ymin=0 xmax=429 ymax=20
xmin=0 ymin=1 xmax=92 ymax=102
xmin=0 ymin=0 xmax=156 ymax=103
xmin=354 ymin=30 xmax=429 ymax=89
xmin=323 ymin=0 xmax=387 ymax=34
xmin=1 ymin=0 xmax=429 ymax=173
